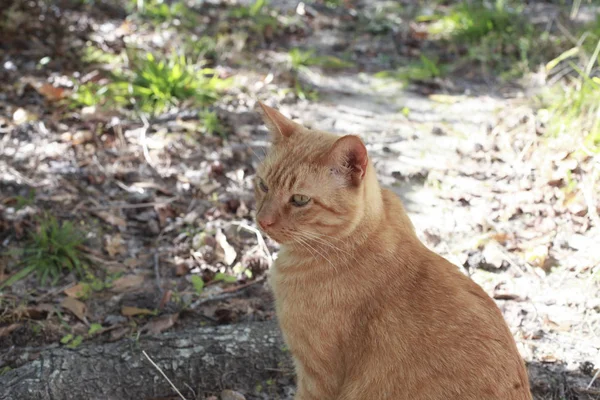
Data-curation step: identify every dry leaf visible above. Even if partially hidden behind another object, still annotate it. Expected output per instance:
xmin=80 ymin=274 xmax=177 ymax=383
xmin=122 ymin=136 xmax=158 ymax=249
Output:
xmin=221 ymin=390 xmax=247 ymax=400
xmin=0 ymin=323 xmax=21 ymax=337
xmin=482 ymin=241 xmax=508 ymax=269
xmin=124 ymin=258 xmax=143 ymax=269
xmin=105 ymin=234 xmax=126 ymax=257
xmin=64 ymin=283 xmax=88 ymax=298
xmin=121 ymin=306 xmax=154 ymax=317
xmin=525 ymin=245 xmax=549 ymax=269
xmin=109 ymin=326 xmax=130 ymax=342
xmin=141 ymin=313 xmax=179 ymax=334
xmin=111 ymin=275 xmax=144 ymax=292
xmin=93 ymin=211 xmax=127 ymax=228
xmin=158 ymin=290 xmax=172 ymax=309
xmin=175 ymin=263 xmax=189 ymax=276
xmin=15 ymin=303 xmax=55 ymax=320
xmin=61 ymin=297 xmax=87 ymax=322
xmin=215 ymin=229 xmax=237 ymax=266
xmin=71 ymin=130 xmax=93 ymax=145
xmin=37 ymin=83 xmax=67 ymax=101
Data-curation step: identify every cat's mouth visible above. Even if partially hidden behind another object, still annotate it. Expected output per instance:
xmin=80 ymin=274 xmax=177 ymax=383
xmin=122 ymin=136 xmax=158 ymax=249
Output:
xmin=258 ymin=227 xmax=290 ymax=245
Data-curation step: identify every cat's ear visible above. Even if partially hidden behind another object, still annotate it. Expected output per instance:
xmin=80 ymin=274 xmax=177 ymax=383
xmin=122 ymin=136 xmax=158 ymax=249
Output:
xmin=256 ymin=101 xmax=298 ymax=142
xmin=327 ymin=135 xmax=368 ymax=186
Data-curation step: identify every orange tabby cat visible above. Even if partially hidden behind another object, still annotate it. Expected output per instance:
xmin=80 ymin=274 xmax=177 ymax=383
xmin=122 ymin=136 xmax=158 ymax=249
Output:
xmin=254 ymin=102 xmax=531 ymax=400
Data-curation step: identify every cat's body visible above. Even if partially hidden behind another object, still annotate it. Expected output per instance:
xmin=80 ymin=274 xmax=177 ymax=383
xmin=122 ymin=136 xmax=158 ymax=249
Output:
xmin=255 ymin=102 xmax=532 ymax=400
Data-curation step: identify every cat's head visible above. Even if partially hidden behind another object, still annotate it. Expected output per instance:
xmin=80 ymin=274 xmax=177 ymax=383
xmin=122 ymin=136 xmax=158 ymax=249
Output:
xmin=254 ymin=102 xmax=372 ymax=245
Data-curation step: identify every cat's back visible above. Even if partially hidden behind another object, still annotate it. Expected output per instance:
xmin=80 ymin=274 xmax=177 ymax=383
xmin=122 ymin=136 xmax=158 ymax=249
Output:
xmin=352 ymin=242 xmax=530 ymax=395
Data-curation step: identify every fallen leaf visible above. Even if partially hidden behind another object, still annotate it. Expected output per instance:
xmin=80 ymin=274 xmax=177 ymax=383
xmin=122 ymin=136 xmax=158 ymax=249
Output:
xmin=215 ymin=229 xmax=237 ymax=266
xmin=111 ymin=275 xmax=144 ymax=292
xmin=109 ymin=326 xmax=130 ymax=342
xmin=482 ymin=241 xmax=508 ymax=269
xmin=493 ymin=293 xmax=523 ymax=301
xmin=121 ymin=306 xmax=155 ymax=317
xmin=0 ymin=323 xmax=21 ymax=337
xmin=37 ymin=83 xmax=67 ymax=101
xmin=220 ymin=390 xmax=246 ymax=400
xmin=64 ymin=283 xmax=89 ymax=298
xmin=541 ymin=354 xmax=558 ymax=363
xmin=61 ymin=297 xmax=87 ymax=322
xmin=158 ymin=290 xmax=172 ymax=310
xmin=175 ymin=263 xmax=189 ymax=276
xmin=105 ymin=234 xmax=126 ymax=257
xmin=71 ymin=130 xmax=93 ymax=145
xmin=141 ymin=313 xmax=179 ymax=334
xmin=124 ymin=258 xmax=143 ymax=269
xmin=93 ymin=211 xmax=127 ymax=228
xmin=12 ymin=303 xmax=54 ymax=320
xmin=525 ymin=245 xmax=549 ymax=269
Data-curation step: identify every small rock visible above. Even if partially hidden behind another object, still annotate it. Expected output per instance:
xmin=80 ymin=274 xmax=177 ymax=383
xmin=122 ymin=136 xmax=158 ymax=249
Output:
xmin=148 ymin=219 xmax=160 ymax=235
xmin=104 ymin=314 xmax=127 ymax=326
xmin=13 ymin=108 xmax=37 ymax=125
xmin=221 ymin=389 xmax=246 ymax=400
xmin=431 ymin=126 xmax=445 ymax=136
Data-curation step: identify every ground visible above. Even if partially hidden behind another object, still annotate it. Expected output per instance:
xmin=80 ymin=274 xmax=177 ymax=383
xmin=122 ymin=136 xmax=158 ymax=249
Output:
xmin=0 ymin=0 xmax=599 ymax=399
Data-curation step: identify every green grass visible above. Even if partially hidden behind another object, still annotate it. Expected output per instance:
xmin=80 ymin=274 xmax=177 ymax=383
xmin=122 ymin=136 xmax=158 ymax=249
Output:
xmin=288 ymin=48 xmax=353 ymax=71
xmin=422 ymin=0 xmax=561 ymax=79
xmin=229 ymin=0 xmax=279 ymax=36
xmin=199 ymin=110 xmax=226 ymax=136
xmin=70 ymin=51 xmax=231 ymax=115
xmin=129 ymin=0 xmax=191 ymax=25
xmin=1 ymin=215 xmax=86 ymax=288
xmin=375 ymin=54 xmax=446 ymax=83
xmin=129 ymin=52 xmax=231 ymax=114
xmin=358 ymin=2 xmax=404 ymax=35
xmin=542 ymin=44 xmax=600 ymax=153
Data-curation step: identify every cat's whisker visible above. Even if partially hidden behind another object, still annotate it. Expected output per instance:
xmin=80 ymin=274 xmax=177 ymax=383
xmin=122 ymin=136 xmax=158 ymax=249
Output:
xmin=249 ymin=145 xmax=264 ymax=162
xmin=295 ymin=235 xmax=338 ymax=272
xmin=296 ymin=231 xmax=356 ymax=261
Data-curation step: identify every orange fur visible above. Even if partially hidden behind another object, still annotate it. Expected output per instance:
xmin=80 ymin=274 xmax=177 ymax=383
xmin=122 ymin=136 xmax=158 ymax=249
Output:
xmin=254 ymin=102 xmax=532 ymax=400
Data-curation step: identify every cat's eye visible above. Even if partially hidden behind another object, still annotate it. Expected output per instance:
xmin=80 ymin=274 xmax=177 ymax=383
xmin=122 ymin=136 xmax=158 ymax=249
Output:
xmin=290 ymin=194 xmax=311 ymax=207
xmin=257 ymin=178 xmax=268 ymax=193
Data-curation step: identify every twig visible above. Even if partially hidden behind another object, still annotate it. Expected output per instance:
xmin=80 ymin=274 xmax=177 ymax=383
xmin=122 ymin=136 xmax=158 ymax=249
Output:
xmin=230 ymin=222 xmax=273 ymax=267
xmin=587 ymin=368 xmax=600 ymax=390
xmin=190 ymin=276 xmax=266 ymax=309
xmin=142 ymin=350 xmax=188 ymax=400
xmin=86 ymin=197 xmax=178 ymax=210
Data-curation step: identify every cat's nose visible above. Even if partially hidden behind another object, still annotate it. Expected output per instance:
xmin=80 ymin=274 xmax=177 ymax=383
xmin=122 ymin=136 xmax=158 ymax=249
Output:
xmin=258 ymin=216 xmax=275 ymax=230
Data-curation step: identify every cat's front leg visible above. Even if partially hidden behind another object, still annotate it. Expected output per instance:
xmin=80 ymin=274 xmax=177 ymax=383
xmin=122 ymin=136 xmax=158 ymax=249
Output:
xmin=293 ymin=366 xmax=336 ymax=400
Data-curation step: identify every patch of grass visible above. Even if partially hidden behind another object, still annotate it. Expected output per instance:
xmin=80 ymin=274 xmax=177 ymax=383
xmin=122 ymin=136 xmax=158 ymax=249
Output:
xmin=375 ymin=54 xmax=446 ymax=83
xmin=542 ymin=67 xmax=600 ymax=153
xmin=82 ymin=46 xmax=123 ymax=65
xmin=129 ymin=0 xmax=191 ymax=25
xmin=199 ymin=110 xmax=226 ymax=136
xmin=423 ymin=0 xmax=560 ymax=79
xmin=1 ymin=215 xmax=86 ymax=288
xmin=129 ymin=52 xmax=231 ymax=114
xmin=69 ymin=52 xmax=231 ymax=115
xmin=288 ymin=48 xmax=353 ymax=71
xmin=184 ymin=36 xmax=218 ymax=61
xmin=69 ymin=81 xmax=127 ymax=109
xmin=229 ymin=0 xmax=279 ymax=37
xmin=358 ymin=2 xmax=404 ymax=35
